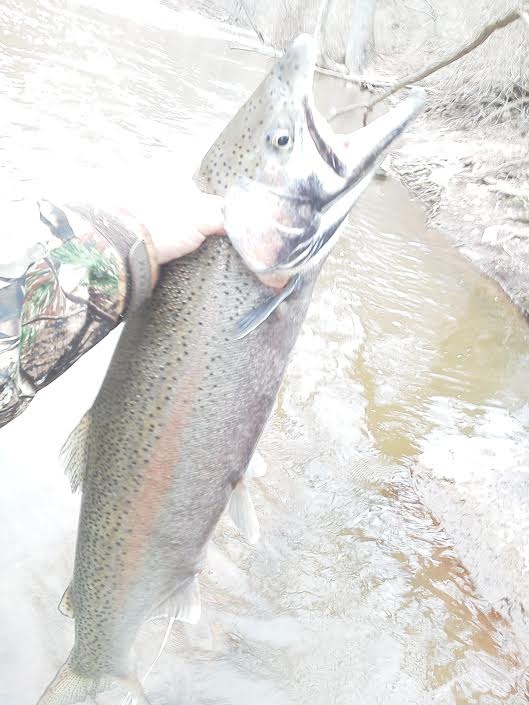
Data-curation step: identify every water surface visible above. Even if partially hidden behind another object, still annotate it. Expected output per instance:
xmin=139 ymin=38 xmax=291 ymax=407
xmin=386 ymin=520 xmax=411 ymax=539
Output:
xmin=1 ymin=1 xmax=529 ymax=703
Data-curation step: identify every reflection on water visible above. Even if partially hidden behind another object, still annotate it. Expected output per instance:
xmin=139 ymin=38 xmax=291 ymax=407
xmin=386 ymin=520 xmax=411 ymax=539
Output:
xmin=1 ymin=1 xmax=529 ymax=703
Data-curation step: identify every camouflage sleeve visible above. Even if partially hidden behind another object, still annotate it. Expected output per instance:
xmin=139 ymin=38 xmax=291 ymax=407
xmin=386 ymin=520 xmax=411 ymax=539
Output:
xmin=0 ymin=199 xmax=158 ymax=428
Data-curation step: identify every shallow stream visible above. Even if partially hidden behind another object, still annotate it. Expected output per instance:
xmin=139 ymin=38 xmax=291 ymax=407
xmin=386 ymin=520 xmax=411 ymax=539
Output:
xmin=1 ymin=2 xmax=529 ymax=703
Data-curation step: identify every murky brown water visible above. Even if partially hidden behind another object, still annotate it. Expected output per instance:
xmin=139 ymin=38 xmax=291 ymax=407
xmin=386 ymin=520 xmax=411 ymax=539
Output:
xmin=1 ymin=1 xmax=529 ymax=704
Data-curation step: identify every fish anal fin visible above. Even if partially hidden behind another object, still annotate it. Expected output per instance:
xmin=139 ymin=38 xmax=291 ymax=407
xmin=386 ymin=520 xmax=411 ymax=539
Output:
xmin=60 ymin=410 xmax=92 ymax=493
xmin=58 ymin=583 xmax=74 ymax=619
xmin=114 ymin=676 xmax=151 ymax=705
xmin=229 ymin=480 xmax=260 ymax=544
xmin=149 ymin=577 xmax=201 ymax=625
xmin=247 ymin=452 xmax=267 ymax=479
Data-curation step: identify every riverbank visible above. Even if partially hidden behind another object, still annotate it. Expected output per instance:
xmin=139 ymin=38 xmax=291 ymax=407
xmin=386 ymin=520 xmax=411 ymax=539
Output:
xmin=392 ymin=114 xmax=529 ymax=316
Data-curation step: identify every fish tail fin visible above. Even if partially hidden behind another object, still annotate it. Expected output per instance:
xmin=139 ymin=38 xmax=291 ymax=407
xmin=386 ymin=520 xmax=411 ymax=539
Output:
xmin=37 ymin=658 xmax=103 ymax=705
xmin=37 ymin=658 xmax=151 ymax=705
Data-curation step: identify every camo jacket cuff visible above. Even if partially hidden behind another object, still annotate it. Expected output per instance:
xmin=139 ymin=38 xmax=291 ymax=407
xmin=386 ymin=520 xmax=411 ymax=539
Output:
xmin=0 ymin=200 xmax=159 ymax=428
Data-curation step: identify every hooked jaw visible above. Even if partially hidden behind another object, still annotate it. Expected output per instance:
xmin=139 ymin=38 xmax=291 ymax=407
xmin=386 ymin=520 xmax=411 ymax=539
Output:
xmin=224 ymin=34 xmax=426 ymax=279
xmin=271 ymin=87 xmax=427 ymax=273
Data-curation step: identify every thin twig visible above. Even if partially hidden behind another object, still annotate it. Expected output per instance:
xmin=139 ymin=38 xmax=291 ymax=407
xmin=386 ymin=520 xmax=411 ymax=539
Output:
xmin=239 ymin=0 xmax=264 ymax=44
xmin=317 ymin=64 xmax=392 ymax=87
xmin=330 ymin=7 xmax=522 ymax=124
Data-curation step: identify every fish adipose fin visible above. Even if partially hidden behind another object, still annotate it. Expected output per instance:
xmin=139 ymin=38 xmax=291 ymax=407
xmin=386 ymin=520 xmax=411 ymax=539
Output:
xmin=234 ymin=274 xmax=302 ymax=340
xmin=58 ymin=583 xmax=74 ymax=619
xmin=60 ymin=410 xmax=92 ymax=493
xmin=229 ymin=480 xmax=260 ymax=544
xmin=148 ymin=576 xmax=201 ymax=625
xmin=36 ymin=657 xmax=150 ymax=705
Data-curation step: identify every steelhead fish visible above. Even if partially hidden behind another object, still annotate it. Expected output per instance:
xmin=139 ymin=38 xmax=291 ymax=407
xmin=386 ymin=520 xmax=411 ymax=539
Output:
xmin=37 ymin=34 xmax=424 ymax=705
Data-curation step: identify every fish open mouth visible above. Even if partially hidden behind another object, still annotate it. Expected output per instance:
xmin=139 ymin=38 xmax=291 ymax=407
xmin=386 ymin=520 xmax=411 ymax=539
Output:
xmin=266 ymin=87 xmax=427 ymax=274
xmin=223 ymin=34 xmax=425 ymax=279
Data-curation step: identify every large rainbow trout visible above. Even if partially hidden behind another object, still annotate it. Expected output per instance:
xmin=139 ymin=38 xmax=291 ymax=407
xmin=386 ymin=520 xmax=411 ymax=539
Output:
xmin=37 ymin=35 xmax=424 ymax=705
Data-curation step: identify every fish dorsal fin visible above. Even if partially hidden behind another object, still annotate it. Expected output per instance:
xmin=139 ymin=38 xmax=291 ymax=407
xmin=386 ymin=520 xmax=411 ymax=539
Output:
xmin=229 ymin=480 xmax=260 ymax=544
xmin=148 ymin=577 xmax=201 ymax=625
xmin=58 ymin=582 xmax=74 ymax=619
xmin=60 ymin=410 xmax=91 ymax=493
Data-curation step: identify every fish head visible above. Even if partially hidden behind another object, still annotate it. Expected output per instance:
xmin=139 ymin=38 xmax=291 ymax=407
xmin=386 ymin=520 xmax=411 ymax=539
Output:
xmin=198 ymin=34 xmax=318 ymax=196
xmin=198 ymin=34 xmax=426 ymax=279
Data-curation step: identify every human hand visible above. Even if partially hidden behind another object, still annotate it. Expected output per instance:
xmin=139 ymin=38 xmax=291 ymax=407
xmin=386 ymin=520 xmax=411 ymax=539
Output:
xmin=140 ymin=179 xmax=225 ymax=265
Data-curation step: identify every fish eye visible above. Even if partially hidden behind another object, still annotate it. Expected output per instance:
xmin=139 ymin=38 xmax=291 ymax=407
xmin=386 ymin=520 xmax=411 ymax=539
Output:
xmin=271 ymin=129 xmax=292 ymax=149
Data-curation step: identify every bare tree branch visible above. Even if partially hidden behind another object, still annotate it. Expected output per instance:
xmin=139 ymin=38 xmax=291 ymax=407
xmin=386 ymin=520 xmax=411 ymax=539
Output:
xmin=239 ymin=0 xmax=264 ymax=44
xmin=345 ymin=0 xmax=377 ymax=74
xmin=330 ymin=7 xmax=522 ymax=124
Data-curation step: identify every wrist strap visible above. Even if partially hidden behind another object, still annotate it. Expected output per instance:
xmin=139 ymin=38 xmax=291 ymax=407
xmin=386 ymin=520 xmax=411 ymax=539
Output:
xmin=127 ymin=238 xmax=154 ymax=312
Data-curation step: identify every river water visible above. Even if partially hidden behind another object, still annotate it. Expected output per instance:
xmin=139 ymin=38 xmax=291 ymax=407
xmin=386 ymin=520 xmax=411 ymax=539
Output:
xmin=1 ymin=1 xmax=529 ymax=704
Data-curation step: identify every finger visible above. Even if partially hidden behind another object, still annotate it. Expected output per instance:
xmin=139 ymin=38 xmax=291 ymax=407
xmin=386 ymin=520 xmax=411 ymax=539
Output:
xmin=156 ymin=229 xmax=207 ymax=264
xmin=195 ymin=194 xmax=226 ymax=237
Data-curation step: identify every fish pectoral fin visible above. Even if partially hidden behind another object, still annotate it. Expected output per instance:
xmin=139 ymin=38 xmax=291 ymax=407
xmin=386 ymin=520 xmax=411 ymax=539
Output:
xmin=58 ymin=582 xmax=74 ymax=619
xmin=234 ymin=274 xmax=302 ymax=340
xmin=229 ymin=480 xmax=260 ymax=544
xmin=60 ymin=409 xmax=92 ymax=493
xmin=149 ymin=576 xmax=201 ymax=625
